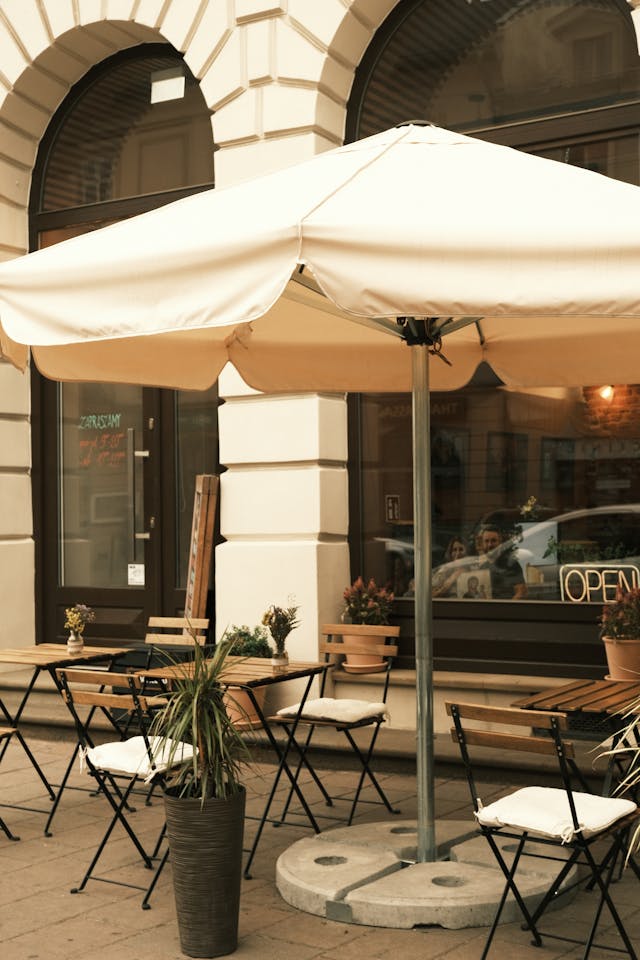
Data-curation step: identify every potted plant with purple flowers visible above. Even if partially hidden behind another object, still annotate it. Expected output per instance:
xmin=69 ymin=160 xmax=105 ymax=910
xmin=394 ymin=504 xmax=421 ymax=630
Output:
xmin=341 ymin=577 xmax=394 ymax=670
xmin=599 ymin=586 xmax=640 ymax=679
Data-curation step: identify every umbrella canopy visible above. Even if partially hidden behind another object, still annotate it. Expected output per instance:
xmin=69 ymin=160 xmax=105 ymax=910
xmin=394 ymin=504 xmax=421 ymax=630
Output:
xmin=1 ymin=122 xmax=640 ymax=864
xmin=1 ymin=123 xmax=640 ymax=390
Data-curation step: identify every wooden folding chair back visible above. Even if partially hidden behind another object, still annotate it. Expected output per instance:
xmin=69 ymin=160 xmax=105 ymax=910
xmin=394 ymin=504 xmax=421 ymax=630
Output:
xmin=143 ymin=617 xmax=211 ymax=687
xmin=446 ymin=700 xmax=640 ymax=960
xmin=57 ymin=669 xmax=152 ymax=720
xmin=145 ymin=616 xmax=210 ymax=651
xmin=321 ymin=623 xmax=400 ymax=665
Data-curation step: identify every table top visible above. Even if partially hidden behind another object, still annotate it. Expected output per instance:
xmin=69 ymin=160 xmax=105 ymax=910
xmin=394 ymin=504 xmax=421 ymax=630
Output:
xmin=0 ymin=644 xmax=128 ymax=667
xmin=139 ymin=656 xmax=327 ymax=688
xmin=512 ymin=678 xmax=640 ymax=717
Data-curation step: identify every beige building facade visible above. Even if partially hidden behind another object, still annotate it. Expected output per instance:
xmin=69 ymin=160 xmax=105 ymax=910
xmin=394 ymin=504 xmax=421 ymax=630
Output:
xmin=0 ymin=0 xmax=402 ymax=650
xmin=1 ymin=0 xmax=640 ymax=731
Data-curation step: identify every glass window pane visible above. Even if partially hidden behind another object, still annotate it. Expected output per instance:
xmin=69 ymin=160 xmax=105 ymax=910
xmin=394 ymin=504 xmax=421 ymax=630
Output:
xmin=41 ymin=51 xmax=214 ymax=211
xmin=361 ymin=385 xmax=640 ymax=605
xmin=59 ymin=383 xmax=144 ymax=587
xmin=532 ymin=132 xmax=640 ymax=185
xmin=357 ymin=0 xmax=640 ymax=137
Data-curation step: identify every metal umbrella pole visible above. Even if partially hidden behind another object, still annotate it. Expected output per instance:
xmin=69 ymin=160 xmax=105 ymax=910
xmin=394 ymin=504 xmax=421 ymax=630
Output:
xmin=411 ymin=336 xmax=436 ymax=863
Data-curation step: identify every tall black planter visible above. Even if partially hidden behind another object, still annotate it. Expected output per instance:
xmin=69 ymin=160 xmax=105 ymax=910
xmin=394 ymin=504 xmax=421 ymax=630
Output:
xmin=164 ymin=786 xmax=246 ymax=958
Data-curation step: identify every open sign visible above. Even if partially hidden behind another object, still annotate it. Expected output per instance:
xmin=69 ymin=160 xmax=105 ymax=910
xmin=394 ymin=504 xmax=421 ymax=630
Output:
xmin=559 ymin=564 xmax=640 ymax=603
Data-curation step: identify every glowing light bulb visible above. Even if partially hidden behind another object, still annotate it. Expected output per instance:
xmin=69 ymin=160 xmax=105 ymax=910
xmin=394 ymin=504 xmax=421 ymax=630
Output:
xmin=598 ymin=385 xmax=614 ymax=401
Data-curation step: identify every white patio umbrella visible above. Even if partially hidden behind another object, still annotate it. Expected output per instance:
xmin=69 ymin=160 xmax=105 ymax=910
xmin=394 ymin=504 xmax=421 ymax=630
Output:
xmin=1 ymin=122 xmax=640 ymax=862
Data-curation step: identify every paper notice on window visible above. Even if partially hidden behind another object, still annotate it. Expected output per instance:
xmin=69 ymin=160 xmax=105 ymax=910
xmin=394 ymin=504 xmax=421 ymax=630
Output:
xmin=127 ymin=563 xmax=145 ymax=586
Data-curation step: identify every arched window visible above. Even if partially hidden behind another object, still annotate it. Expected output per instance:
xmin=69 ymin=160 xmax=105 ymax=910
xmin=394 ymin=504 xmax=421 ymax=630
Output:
xmin=349 ymin=0 xmax=640 ymax=140
xmin=30 ymin=46 xmax=218 ymax=647
xmin=37 ymin=45 xmax=213 ymax=213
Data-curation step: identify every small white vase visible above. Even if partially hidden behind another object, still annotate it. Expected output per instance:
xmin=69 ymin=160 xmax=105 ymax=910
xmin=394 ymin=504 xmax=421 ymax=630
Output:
xmin=67 ymin=631 xmax=84 ymax=656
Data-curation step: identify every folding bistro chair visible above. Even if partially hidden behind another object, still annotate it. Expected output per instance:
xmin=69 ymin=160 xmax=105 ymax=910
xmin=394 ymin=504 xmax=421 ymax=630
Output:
xmin=274 ymin=623 xmax=400 ymax=826
xmin=0 ymin=725 xmax=19 ymax=841
xmin=447 ymin=700 xmax=640 ymax=960
xmin=56 ymin=667 xmax=193 ymax=897
xmin=143 ymin=616 xmax=210 ymax=674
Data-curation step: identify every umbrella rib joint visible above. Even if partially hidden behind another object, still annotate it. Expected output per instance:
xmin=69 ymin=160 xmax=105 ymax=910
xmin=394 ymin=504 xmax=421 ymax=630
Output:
xmin=397 ymin=317 xmax=453 ymax=365
xmin=397 ymin=315 xmax=485 ymax=361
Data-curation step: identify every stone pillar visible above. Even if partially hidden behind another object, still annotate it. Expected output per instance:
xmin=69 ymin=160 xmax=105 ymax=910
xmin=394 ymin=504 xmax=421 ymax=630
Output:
xmin=216 ymin=366 xmax=350 ymax=663
xmin=0 ymin=361 xmax=34 ymax=648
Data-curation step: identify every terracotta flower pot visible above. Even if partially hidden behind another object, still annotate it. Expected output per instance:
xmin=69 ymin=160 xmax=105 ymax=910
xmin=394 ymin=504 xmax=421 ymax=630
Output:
xmin=602 ymin=636 xmax=640 ymax=680
xmin=223 ymin=686 xmax=266 ymax=725
xmin=343 ymin=625 xmax=386 ymax=673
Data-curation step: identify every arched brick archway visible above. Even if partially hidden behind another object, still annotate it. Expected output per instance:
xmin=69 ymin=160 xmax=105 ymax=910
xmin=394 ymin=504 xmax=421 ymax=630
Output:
xmin=0 ymin=0 xmax=399 ymax=235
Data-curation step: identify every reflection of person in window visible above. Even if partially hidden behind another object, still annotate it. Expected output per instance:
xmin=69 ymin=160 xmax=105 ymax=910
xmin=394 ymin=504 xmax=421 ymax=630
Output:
xmin=478 ymin=525 xmax=527 ymax=600
xmin=432 ymin=536 xmax=468 ymax=598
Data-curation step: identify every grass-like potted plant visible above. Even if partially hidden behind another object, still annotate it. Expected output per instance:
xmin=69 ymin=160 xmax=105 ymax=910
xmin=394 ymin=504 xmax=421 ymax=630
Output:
xmin=262 ymin=601 xmax=300 ymax=672
xmin=342 ymin=577 xmax=395 ymax=671
xmin=596 ymin=690 xmax=640 ymax=859
xmin=599 ymin=587 xmax=640 ymax=680
xmin=151 ymin=633 xmax=250 ymax=958
xmin=225 ymin=624 xmax=272 ymax=724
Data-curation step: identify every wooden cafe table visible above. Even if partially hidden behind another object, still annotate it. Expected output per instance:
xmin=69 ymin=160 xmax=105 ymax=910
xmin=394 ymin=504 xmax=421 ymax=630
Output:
xmin=138 ymin=655 xmax=328 ymax=879
xmin=0 ymin=643 xmax=128 ymax=834
xmin=512 ymin=677 xmax=640 ymax=795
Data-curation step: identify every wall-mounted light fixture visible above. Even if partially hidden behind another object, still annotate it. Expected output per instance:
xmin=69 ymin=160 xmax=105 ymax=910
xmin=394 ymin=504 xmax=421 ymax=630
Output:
xmin=598 ymin=385 xmax=614 ymax=401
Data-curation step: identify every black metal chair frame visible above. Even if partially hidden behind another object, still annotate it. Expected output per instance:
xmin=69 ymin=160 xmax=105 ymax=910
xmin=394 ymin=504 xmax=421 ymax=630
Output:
xmin=0 ymin=724 xmax=20 ymax=841
xmin=0 ymin=649 xmax=125 ymax=837
xmin=448 ymin=700 xmax=640 ymax=960
xmin=274 ymin=625 xmax=400 ymax=827
xmin=57 ymin=668 xmax=175 ymax=898
xmin=139 ymin=659 xmax=328 ymax=905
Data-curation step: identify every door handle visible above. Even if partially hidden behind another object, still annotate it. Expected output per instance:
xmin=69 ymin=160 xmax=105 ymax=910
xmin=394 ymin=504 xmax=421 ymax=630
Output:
xmin=135 ymin=516 xmax=156 ymax=541
xmin=127 ymin=429 xmax=152 ymax=558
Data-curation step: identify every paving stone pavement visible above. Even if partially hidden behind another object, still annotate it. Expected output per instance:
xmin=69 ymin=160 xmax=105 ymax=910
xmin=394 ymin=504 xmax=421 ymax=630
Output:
xmin=1 ymin=732 xmax=639 ymax=959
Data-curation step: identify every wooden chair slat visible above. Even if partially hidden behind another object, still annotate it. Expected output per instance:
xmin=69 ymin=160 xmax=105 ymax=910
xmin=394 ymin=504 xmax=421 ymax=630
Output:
xmin=56 ymin=668 xmax=140 ymax=688
xmin=450 ymin=726 xmax=574 ymax=757
xmin=446 ymin=701 xmax=568 ymax=730
xmin=322 ymin=623 xmax=400 ymax=638
xmin=144 ymin=634 xmax=206 ymax=647
xmin=148 ymin=616 xmax=209 ymax=630
xmin=64 ymin=689 xmax=137 ymax=710
xmin=321 ymin=640 xmax=398 ymax=657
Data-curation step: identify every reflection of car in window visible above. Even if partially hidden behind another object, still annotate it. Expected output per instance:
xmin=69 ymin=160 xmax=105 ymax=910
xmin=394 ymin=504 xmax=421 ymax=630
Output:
xmin=431 ymin=505 xmax=640 ymax=602
xmin=515 ymin=504 xmax=640 ymax=601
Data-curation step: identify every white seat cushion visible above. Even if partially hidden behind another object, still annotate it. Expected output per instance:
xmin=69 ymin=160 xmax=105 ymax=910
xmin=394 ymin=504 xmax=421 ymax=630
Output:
xmin=277 ymin=697 xmax=390 ymax=724
xmin=477 ymin=786 xmax=636 ymax=842
xmin=85 ymin=736 xmax=194 ymax=778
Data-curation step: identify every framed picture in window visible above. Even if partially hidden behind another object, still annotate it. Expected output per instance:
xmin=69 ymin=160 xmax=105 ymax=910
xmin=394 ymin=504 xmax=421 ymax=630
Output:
xmin=457 ymin=568 xmax=492 ymax=600
xmin=486 ymin=431 xmax=528 ymax=496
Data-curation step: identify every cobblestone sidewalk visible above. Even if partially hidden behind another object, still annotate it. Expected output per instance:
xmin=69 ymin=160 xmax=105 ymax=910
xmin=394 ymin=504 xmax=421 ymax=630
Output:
xmin=1 ymin=735 xmax=638 ymax=959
